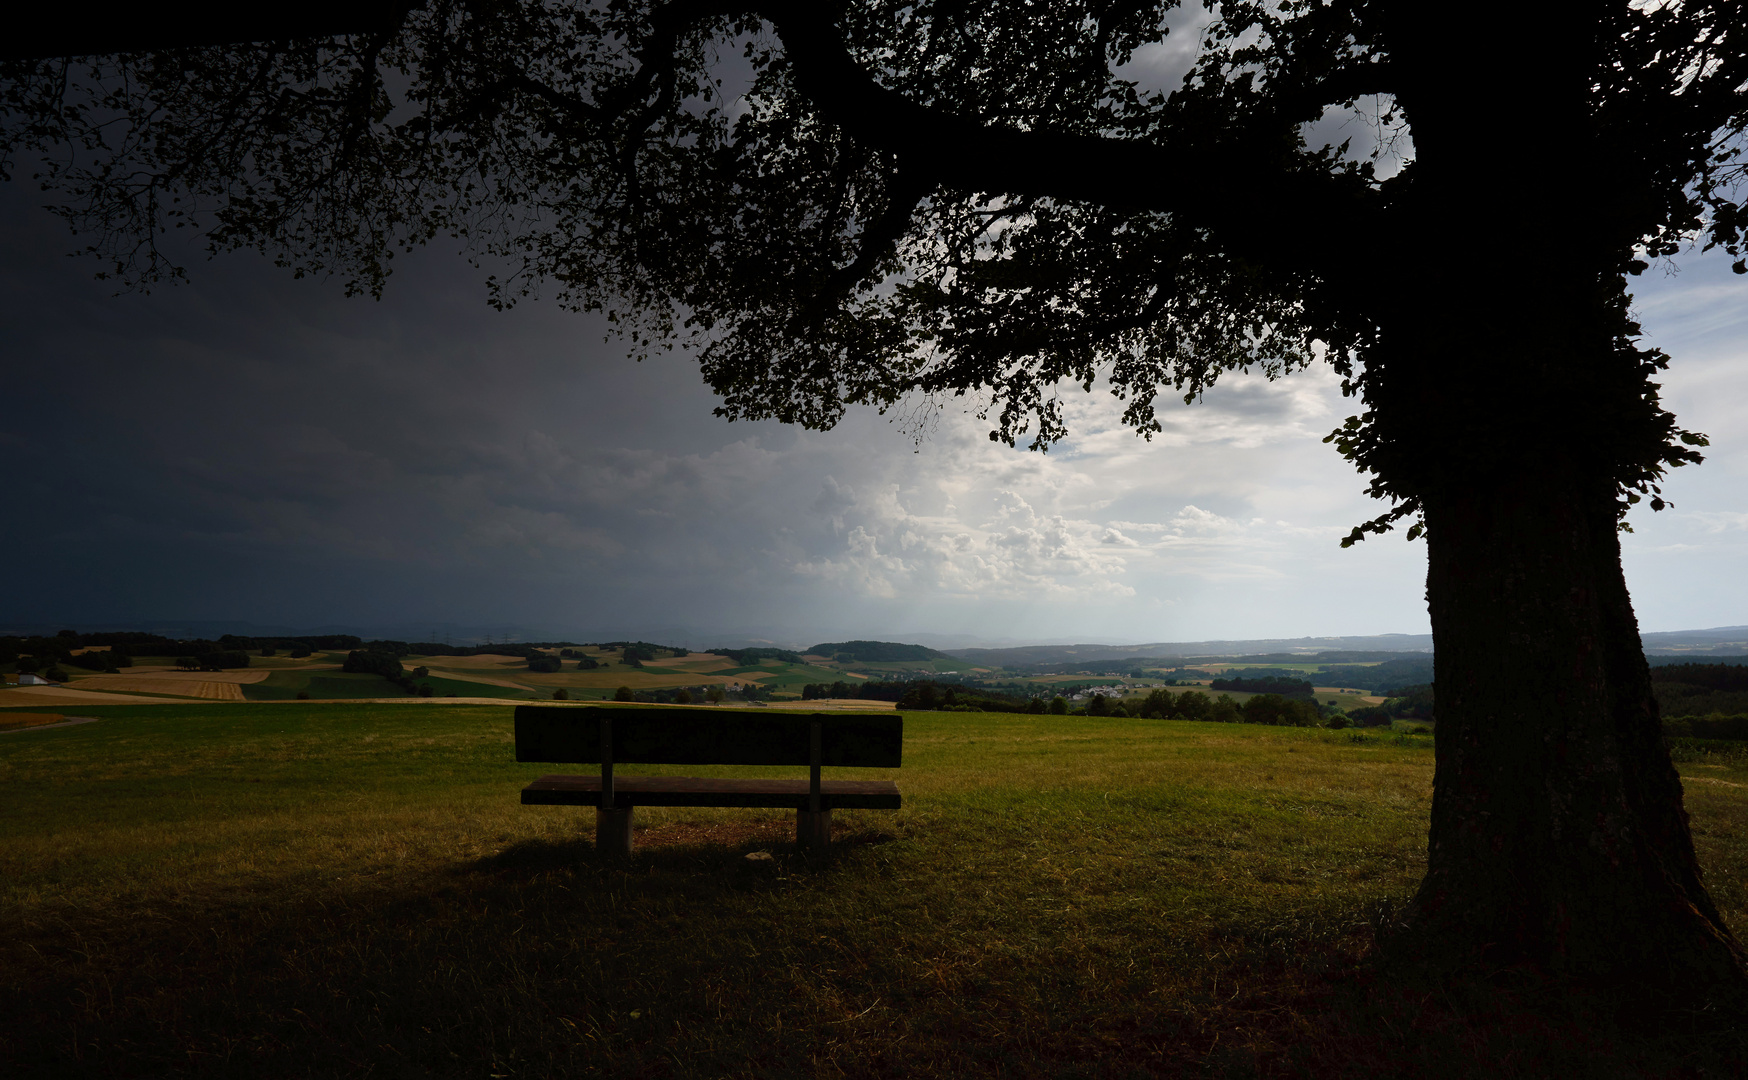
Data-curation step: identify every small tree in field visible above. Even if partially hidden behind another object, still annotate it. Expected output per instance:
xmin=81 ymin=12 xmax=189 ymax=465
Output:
xmin=706 ymin=687 xmax=725 ymax=705
xmin=613 ymin=686 xmax=634 ymax=703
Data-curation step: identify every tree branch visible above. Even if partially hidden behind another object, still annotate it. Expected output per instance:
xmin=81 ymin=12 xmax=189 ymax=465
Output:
xmin=819 ymin=162 xmax=931 ymax=295
xmin=4 ymin=2 xmax=420 ymax=59
xmin=761 ymin=3 xmax=1374 ymax=269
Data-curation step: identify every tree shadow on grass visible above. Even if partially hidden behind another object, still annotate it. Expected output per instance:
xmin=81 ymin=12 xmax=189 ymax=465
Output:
xmin=464 ymin=816 xmax=899 ymax=884
xmin=1258 ymin=960 xmax=1748 ymax=1079
xmin=10 ymin=859 xmax=1744 ymax=1079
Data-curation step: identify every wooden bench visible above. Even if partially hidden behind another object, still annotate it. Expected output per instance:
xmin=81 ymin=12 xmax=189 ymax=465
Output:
xmin=515 ymin=705 xmax=903 ymax=856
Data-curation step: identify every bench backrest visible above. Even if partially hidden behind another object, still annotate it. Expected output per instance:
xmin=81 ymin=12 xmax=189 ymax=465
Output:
xmin=514 ymin=705 xmax=903 ymax=768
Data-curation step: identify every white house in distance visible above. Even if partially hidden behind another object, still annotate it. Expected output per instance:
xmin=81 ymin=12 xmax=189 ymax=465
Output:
xmin=6 ymin=673 xmax=59 ymax=686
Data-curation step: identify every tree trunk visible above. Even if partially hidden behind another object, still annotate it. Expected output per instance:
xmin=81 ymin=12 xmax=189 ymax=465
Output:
xmin=1402 ymin=475 xmax=1745 ymax=981
xmin=1371 ymin=3 xmax=1745 ymax=985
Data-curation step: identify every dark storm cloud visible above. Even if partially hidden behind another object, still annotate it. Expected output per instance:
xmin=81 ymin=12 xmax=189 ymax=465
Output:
xmin=0 ymin=182 xmax=778 ymax=630
xmin=0 ymin=169 xmax=1434 ymax=642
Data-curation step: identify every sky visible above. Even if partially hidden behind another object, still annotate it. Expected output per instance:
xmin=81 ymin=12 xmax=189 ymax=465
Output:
xmin=3 ymin=40 xmax=1746 ymax=649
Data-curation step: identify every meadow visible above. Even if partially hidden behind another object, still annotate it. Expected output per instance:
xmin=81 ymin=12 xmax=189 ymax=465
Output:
xmin=2 ymin=702 xmax=1745 ymax=1077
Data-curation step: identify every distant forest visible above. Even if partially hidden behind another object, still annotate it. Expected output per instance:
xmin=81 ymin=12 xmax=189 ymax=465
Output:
xmin=1210 ymin=675 xmax=1316 ymax=697
xmin=808 ymin=640 xmax=945 ymax=662
xmin=1650 ymin=662 xmax=1748 ymax=718
xmin=709 ymin=647 xmax=805 ymax=666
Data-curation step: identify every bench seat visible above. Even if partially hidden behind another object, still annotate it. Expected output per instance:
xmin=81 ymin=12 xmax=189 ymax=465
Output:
xmin=514 ymin=705 xmax=903 ymax=854
xmin=523 ymin=774 xmax=901 ymax=810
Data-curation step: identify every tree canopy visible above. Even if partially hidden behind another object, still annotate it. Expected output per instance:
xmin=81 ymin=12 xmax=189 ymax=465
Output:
xmin=5 ymin=1 xmax=1741 ymax=536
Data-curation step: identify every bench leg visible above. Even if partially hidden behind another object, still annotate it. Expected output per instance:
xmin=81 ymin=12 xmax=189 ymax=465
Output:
xmin=596 ymin=806 xmax=634 ymax=858
xmin=796 ymin=808 xmax=832 ymax=851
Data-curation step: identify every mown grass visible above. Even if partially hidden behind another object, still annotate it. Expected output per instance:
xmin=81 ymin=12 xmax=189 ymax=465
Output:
xmin=2 ymin=704 xmax=1745 ymax=1077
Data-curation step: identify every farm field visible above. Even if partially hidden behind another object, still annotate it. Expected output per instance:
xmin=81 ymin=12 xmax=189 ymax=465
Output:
xmin=24 ymin=646 xmax=853 ymax=706
xmin=0 ymin=684 xmax=197 ymax=705
xmin=1140 ymin=685 xmax=1389 ymax=712
xmin=2 ymin=702 xmax=1743 ymax=1076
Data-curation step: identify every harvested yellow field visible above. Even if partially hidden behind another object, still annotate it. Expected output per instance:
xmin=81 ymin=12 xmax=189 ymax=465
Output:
xmin=0 ymin=712 xmax=64 ymax=730
xmin=416 ymin=669 xmax=537 ymax=690
xmin=659 ymin=655 xmax=739 ymax=672
xmin=520 ymin=672 xmax=717 ymax=691
xmin=288 ymin=696 xmax=523 ymax=706
xmin=78 ymin=669 xmax=269 ymax=686
xmin=69 ymin=675 xmax=253 ymax=699
xmin=110 ymin=679 xmax=246 ymax=700
xmin=418 ymin=654 xmax=535 ymax=670
xmin=0 ymin=687 xmax=192 ymax=706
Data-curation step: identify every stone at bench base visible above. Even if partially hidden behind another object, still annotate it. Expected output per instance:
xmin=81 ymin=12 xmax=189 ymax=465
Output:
xmin=596 ymin=807 xmax=634 ymax=858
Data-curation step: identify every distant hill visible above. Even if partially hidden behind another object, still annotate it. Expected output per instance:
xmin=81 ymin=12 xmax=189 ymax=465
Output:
xmin=808 ymin=640 xmax=946 ymax=662
xmin=1641 ymin=627 xmax=1748 ymax=655
xmin=943 ymin=634 xmax=1435 ymax=668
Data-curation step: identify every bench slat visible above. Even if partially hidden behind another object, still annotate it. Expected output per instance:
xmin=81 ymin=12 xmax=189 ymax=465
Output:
xmin=522 ymin=774 xmax=902 ymax=810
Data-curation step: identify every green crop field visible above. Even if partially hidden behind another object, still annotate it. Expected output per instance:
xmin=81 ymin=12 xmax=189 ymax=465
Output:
xmin=1015 ymin=674 xmax=1126 ymax=688
xmin=2 ymin=703 xmax=1744 ymax=1076
xmin=241 ymin=669 xmax=397 ymax=700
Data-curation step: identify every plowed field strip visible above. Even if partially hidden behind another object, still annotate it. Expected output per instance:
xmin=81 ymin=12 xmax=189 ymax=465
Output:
xmin=80 ymin=679 xmax=245 ymax=700
xmin=0 ymin=688 xmax=193 ymax=705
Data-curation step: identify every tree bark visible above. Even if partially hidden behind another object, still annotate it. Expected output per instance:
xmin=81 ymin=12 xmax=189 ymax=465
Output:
xmin=1403 ymin=475 xmax=1745 ymax=981
xmin=1368 ymin=3 xmax=1745 ymax=984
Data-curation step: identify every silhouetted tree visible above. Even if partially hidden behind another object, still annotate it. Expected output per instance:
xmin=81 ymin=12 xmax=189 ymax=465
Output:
xmin=7 ymin=0 xmax=1747 ymax=984
xmin=1174 ymin=691 xmax=1212 ymax=722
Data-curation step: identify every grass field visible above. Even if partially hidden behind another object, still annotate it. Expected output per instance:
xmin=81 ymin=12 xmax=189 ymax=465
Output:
xmin=32 ymin=646 xmax=1029 ymax=709
xmin=2 ymin=703 xmax=1744 ymax=1077
xmin=1145 ymin=685 xmax=1388 ymax=712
